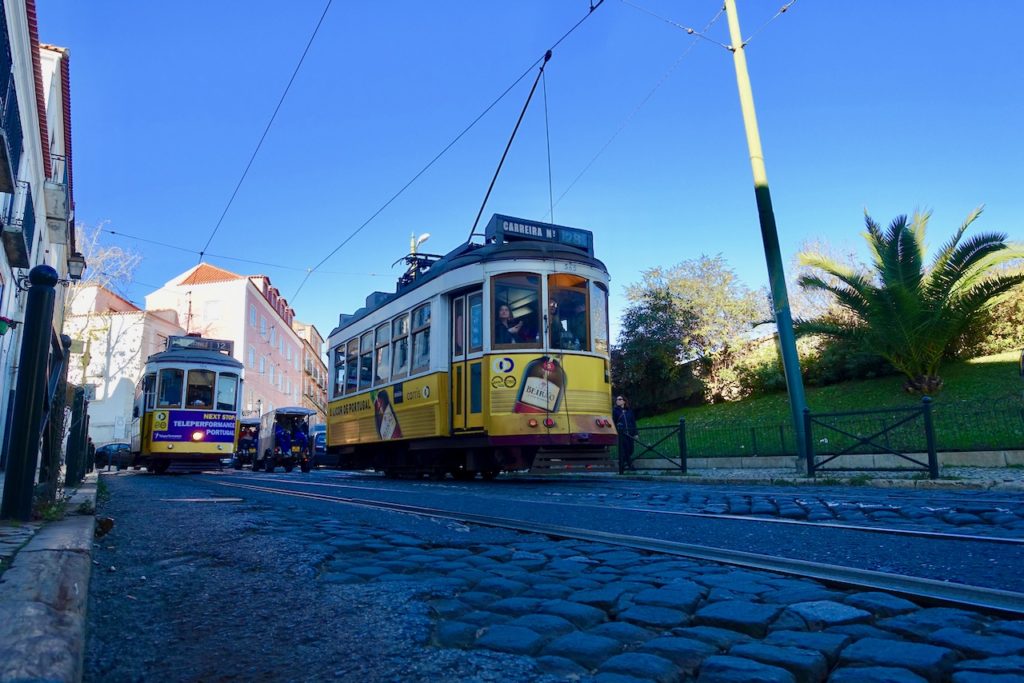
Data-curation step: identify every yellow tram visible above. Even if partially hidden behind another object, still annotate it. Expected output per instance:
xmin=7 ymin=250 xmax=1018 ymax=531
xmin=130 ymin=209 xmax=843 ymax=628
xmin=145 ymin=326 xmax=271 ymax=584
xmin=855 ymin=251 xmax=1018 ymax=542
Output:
xmin=131 ymin=335 xmax=244 ymax=473
xmin=326 ymin=214 xmax=616 ymax=478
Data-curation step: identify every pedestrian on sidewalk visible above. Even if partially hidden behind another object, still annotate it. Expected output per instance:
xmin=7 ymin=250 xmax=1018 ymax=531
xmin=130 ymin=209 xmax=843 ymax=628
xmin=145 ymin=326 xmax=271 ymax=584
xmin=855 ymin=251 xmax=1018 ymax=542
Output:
xmin=614 ymin=395 xmax=637 ymax=474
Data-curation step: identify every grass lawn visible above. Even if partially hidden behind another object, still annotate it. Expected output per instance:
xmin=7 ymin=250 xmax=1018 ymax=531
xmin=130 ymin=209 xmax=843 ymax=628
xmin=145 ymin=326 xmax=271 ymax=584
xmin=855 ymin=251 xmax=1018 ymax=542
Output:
xmin=638 ymin=351 xmax=1024 ymax=455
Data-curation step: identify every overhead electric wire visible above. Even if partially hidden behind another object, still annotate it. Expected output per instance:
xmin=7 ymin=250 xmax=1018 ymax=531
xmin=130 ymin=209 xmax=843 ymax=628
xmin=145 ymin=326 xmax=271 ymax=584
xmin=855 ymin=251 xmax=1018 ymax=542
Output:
xmin=542 ymin=70 xmax=555 ymax=225
xmin=543 ymin=6 xmax=725 ymax=218
xmin=289 ymin=0 xmax=608 ymax=303
xmin=101 ymin=228 xmax=388 ymax=278
xmin=742 ymin=0 xmax=799 ymax=47
xmin=467 ymin=51 xmax=552 ymax=242
xmin=197 ymin=0 xmax=334 ymax=260
xmin=619 ymin=0 xmax=732 ymax=51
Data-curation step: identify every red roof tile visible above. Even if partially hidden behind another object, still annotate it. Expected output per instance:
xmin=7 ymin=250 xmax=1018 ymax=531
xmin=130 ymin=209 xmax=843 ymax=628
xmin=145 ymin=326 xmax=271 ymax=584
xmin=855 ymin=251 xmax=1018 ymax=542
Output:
xmin=177 ymin=263 xmax=244 ymax=286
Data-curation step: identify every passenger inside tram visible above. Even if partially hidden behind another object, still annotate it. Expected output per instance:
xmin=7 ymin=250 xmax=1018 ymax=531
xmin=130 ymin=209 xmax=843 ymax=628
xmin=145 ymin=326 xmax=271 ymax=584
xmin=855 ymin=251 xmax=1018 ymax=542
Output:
xmin=494 ymin=304 xmax=523 ymax=343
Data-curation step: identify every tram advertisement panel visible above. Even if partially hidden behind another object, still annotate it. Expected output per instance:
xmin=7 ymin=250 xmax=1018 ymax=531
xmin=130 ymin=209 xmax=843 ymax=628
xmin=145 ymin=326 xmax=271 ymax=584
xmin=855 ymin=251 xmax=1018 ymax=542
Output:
xmin=328 ymin=373 xmax=443 ymax=443
xmin=151 ymin=410 xmax=237 ymax=443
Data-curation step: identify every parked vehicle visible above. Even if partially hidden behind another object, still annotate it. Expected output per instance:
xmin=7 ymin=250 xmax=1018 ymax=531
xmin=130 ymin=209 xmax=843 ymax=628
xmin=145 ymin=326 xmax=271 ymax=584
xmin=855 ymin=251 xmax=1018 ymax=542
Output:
xmin=234 ymin=417 xmax=260 ymax=470
xmin=254 ymin=407 xmax=315 ymax=473
xmin=95 ymin=442 xmax=132 ymax=470
xmin=312 ymin=430 xmax=338 ymax=468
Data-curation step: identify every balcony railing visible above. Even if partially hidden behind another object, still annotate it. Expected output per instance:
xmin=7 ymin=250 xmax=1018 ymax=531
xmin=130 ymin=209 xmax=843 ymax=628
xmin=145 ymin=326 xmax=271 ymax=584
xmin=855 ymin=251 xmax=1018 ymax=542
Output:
xmin=45 ymin=155 xmax=70 ymax=243
xmin=2 ymin=181 xmax=35 ymax=268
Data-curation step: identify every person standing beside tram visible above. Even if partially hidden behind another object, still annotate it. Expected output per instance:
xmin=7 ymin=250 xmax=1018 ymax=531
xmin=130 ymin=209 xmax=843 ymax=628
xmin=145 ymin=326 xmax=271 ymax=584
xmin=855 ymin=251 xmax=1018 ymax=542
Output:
xmin=613 ymin=395 xmax=638 ymax=474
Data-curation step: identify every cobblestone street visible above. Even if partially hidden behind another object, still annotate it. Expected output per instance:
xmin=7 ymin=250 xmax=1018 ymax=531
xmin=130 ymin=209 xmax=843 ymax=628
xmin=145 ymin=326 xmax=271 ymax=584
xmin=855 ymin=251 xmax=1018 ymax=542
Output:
xmin=84 ymin=472 xmax=1024 ymax=682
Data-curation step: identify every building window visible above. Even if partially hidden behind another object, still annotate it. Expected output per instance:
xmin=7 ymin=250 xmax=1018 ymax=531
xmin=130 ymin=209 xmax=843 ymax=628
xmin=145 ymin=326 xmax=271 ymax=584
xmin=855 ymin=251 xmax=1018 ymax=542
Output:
xmin=249 ymin=304 xmax=257 ymax=327
xmin=260 ymin=356 xmax=266 ymax=375
xmin=279 ymin=336 xmax=284 ymax=355
xmin=270 ymin=327 xmax=276 ymax=345
xmin=260 ymin=316 xmax=267 ymax=337
xmin=248 ymin=345 xmax=255 ymax=368
xmin=269 ymin=365 xmax=275 ymax=384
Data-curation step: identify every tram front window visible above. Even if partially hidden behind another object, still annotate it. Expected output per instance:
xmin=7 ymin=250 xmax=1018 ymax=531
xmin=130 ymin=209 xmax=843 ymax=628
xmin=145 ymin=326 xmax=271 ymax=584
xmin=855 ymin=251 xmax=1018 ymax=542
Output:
xmin=157 ymin=369 xmax=184 ymax=409
xmin=216 ymin=373 xmax=238 ymax=411
xmin=548 ymin=274 xmax=589 ymax=351
xmin=493 ymin=274 xmax=540 ymax=348
xmin=186 ymin=370 xmax=216 ymax=409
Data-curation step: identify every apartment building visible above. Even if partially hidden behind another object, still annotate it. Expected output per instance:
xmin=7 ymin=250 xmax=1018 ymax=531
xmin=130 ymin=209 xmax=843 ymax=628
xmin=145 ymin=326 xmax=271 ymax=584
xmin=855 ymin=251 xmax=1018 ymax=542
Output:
xmin=0 ymin=0 xmax=81 ymax=465
xmin=292 ymin=320 xmax=327 ymax=423
xmin=64 ymin=285 xmax=184 ymax=445
xmin=145 ymin=263 xmax=304 ymax=417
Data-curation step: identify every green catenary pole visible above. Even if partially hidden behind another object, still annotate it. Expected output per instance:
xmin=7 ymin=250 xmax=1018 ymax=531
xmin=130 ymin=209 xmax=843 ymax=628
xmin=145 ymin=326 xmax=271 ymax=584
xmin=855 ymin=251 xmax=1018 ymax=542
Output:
xmin=724 ymin=0 xmax=808 ymax=465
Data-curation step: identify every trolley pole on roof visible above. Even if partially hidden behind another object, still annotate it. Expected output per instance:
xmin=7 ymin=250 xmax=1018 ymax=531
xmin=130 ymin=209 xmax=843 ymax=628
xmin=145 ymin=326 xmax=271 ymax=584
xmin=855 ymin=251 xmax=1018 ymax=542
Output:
xmin=723 ymin=0 xmax=809 ymax=466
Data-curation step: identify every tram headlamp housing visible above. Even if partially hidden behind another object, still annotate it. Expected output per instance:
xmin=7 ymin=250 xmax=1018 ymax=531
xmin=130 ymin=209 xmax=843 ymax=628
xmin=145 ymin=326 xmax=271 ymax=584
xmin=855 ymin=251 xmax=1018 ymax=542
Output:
xmin=528 ymin=419 xmax=538 ymax=428
xmin=191 ymin=431 xmax=205 ymax=441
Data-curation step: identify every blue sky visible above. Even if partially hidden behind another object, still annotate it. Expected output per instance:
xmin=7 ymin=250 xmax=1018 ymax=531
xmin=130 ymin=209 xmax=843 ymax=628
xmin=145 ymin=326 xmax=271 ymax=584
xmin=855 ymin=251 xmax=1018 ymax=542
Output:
xmin=37 ymin=1 xmax=1024 ymax=344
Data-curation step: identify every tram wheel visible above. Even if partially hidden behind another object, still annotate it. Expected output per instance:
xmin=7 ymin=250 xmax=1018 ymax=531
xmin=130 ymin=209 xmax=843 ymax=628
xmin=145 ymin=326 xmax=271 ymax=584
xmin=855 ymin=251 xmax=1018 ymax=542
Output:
xmin=300 ymin=462 xmax=311 ymax=473
xmin=233 ymin=460 xmax=242 ymax=470
xmin=153 ymin=461 xmax=170 ymax=475
xmin=284 ymin=465 xmax=294 ymax=473
xmin=265 ymin=463 xmax=275 ymax=473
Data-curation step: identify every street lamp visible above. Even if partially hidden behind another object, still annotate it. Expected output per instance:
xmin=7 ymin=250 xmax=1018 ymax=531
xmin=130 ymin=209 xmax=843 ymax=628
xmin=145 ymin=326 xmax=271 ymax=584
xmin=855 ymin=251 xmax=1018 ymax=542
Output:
xmin=67 ymin=252 xmax=86 ymax=280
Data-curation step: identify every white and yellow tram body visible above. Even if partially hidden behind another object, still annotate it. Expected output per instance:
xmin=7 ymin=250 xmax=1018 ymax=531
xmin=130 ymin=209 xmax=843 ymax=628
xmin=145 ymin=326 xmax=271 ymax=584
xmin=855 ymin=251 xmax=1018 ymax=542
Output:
xmin=131 ymin=335 xmax=244 ymax=473
xmin=326 ymin=214 xmax=616 ymax=477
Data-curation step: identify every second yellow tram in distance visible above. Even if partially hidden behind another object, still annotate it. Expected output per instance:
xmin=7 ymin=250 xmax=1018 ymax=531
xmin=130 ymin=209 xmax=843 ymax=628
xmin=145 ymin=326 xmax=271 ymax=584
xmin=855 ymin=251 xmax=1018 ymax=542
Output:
xmin=325 ymin=213 xmax=616 ymax=479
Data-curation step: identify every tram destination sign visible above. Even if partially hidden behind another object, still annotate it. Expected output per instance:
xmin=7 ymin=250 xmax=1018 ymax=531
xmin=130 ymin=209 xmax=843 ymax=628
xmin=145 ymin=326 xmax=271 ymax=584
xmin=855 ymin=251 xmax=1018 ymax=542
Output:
xmin=167 ymin=335 xmax=234 ymax=355
xmin=485 ymin=214 xmax=594 ymax=256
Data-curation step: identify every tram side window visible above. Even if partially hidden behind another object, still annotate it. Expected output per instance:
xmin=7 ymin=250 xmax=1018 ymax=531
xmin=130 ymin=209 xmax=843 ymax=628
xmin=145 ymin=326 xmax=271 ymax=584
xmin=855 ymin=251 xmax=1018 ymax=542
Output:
xmin=391 ymin=314 xmax=410 ymax=380
xmin=592 ymin=282 xmax=610 ymax=356
xmin=468 ymin=292 xmax=483 ymax=353
xmin=411 ymin=303 xmax=431 ymax=372
xmin=344 ymin=339 xmax=358 ymax=394
xmin=492 ymin=274 xmax=541 ymax=348
xmin=333 ymin=345 xmax=345 ymax=397
xmin=186 ymin=370 xmax=216 ymax=409
xmin=358 ymin=331 xmax=374 ymax=390
xmin=548 ymin=274 xmax=589 ymax=351
xmin=374 ymin=324 xmax=390 ymax=386
xmin=216 ymin=373 xmax=239 ymax=411
xmin=143 ymin=373 xmax=156 ymax=410
xmin=157 ymin=369 xmax=184 ymax=409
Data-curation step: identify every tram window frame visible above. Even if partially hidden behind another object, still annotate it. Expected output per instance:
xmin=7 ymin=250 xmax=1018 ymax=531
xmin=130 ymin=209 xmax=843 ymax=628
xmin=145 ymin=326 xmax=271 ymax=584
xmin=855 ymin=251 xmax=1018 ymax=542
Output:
xmin=358 ymin=331 xmax=374 ymax=390
xmin=468 ymin=292 xmax=483 ymax=353
xmin=143 ymin=373 xmax=156 ymax=410
xmin=411 ymin=303 xmax=431 ymax=373
xmin=333 ymin=344 xmax=345 ymax=397
xmin=391 ymin=314 xmax=410 ymax=380
xmin=452 ymin=296 xmax=465 ymax=357
xmin=157 ymin=368 xmax=184 ymax=409
xmin=547 ymin=273 xmax=590 ymax=352
xmin=186 ymin=369 xmax=216 ymax=409
xmin=374 ymin=323 xmax=391 ymax=386
xmin=216 ymin=373 xmax=239 ymax=411
xmin=592 ymin=281 xmax=610 ymax=356
xmin=492 ymin=273 xmax=541 ymax=350
xmin=344 ymin=339 xmax=359 ymax=394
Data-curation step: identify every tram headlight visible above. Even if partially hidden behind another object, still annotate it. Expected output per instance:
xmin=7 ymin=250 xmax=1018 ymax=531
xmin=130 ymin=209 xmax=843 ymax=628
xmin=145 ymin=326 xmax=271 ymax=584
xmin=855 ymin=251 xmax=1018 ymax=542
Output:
xmin=191 ymin=431 xmax=205 ymax=441
xmin=543 ymin=417 xmax=556 ymax=428
xmin=528 ymin=419 xmax=538 ymax=428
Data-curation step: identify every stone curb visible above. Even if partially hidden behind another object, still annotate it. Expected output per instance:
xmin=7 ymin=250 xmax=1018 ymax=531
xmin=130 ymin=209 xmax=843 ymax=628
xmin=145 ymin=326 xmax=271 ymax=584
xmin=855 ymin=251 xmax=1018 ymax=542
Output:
xmin=0 ymin=472 xmax=98 ymax=683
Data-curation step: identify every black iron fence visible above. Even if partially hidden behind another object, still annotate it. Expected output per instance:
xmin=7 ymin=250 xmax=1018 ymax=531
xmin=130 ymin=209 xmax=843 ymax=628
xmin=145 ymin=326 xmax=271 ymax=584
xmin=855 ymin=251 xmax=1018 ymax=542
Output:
xmin=615 ymin=395 xmax=1024 ymax=474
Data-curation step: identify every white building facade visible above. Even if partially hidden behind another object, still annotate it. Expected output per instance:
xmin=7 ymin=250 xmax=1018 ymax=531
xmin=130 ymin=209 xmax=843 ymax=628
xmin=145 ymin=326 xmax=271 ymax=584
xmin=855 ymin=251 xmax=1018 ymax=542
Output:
xmin=0 ymin=0 xmax=78 ymax=467
xmin=64 ymin=285 xmax=184 ymax=446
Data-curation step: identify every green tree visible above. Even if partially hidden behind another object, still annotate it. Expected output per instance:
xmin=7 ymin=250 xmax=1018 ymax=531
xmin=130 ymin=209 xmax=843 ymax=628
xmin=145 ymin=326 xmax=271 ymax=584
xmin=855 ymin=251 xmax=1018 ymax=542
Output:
xmin=612 ymin=287 xmax=697 ymax=413
xmin=797 ymin=208 xmax=1024 ymax=394
xmin=627 ymin=255 xmax=766 ymax=403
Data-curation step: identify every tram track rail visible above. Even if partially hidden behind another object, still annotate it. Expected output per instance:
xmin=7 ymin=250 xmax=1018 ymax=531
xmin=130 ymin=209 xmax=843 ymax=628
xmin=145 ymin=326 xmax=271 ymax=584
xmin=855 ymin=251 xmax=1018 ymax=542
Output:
xmin=215 ymin=478 xmax=1024 ymax=617
xmin=231 ymin=474 xmax=1024 ymax=546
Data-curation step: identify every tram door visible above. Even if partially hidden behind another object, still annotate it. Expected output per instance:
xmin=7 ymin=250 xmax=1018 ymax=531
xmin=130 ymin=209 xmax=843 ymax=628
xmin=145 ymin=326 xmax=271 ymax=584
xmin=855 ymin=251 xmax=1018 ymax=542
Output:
xmin=450 ymin=290 xmax=484 ymax=432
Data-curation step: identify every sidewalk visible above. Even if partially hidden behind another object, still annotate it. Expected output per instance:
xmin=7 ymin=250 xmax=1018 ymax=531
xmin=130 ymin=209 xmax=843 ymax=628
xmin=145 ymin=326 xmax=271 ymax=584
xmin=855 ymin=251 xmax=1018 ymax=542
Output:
xmin=0 ymin=472 xmax=98 ymax=683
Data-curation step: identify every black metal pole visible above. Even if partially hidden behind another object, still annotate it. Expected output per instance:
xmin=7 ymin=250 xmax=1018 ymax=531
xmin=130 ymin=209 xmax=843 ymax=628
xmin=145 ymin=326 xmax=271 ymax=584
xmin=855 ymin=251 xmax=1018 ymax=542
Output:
xmin=64 ymin=387 xmax=85 ymax=487
xmin=803 ymin=407 xmax=815 ymax=477
xmin=922 ymin=396 xmax=939 ymax=480
xmin=1 ymin=266 xmax=59 ymax=521
xmin=677 ymin=417 xmax=687 ymax=475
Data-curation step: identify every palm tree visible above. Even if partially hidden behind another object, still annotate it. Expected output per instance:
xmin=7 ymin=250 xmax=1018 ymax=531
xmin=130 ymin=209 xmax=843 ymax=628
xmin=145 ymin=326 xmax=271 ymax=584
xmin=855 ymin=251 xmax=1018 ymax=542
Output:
xmin=796 ymin=207 xmax=1024 ymax=394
